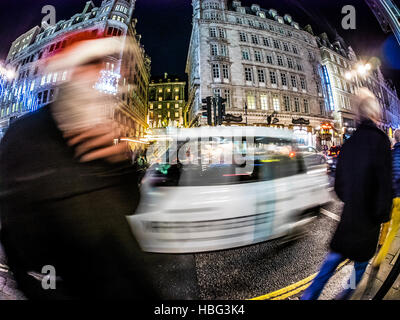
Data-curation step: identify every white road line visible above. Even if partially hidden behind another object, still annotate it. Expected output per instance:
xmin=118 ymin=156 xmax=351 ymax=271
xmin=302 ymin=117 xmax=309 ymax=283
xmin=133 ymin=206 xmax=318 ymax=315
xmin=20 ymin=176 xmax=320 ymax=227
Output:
xmin=320 ymin=208 xmax=340 ymax=222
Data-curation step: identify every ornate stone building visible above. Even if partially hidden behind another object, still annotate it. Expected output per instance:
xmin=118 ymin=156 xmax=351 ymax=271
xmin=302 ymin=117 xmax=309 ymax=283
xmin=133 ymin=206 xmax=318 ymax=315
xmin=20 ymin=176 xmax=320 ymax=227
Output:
xmin=185 ymin=0 xmax=333 ymax=148
xmin=148 ymin=73 xmax=186 ymax=128
xmin=0 ymin=0 xmax=151 ymax=139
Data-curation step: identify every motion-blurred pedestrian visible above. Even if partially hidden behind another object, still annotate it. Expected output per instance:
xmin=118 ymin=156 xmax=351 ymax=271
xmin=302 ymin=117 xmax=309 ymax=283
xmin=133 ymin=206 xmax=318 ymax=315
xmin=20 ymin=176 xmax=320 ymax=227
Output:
xmin=301 ymin=88 xmax=393 ymax=300
xmin=0 ymin=31 xmax=159 ymax=300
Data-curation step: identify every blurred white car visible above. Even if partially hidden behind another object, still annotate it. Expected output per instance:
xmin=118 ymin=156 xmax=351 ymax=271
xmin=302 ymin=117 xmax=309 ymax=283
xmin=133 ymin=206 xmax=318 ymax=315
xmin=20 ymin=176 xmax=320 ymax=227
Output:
xmin=127 ymin=127 xmax=331 ymax=253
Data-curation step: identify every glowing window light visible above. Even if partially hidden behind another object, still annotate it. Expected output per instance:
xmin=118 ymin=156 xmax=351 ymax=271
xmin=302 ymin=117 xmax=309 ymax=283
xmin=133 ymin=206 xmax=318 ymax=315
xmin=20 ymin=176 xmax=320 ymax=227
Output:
xmin=94 ymin=69 xmax=120 ymax=95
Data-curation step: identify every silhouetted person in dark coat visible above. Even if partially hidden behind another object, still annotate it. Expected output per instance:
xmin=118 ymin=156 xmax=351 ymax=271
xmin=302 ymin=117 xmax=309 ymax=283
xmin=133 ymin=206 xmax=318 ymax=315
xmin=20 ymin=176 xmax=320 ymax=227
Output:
xmin=301 ymin=88 xmax=393 ymax=300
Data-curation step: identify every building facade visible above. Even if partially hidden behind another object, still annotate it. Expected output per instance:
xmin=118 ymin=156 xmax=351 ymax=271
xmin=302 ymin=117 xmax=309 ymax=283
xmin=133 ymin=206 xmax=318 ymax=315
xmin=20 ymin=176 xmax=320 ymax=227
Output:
xmin=317 ymin=32 xmax=400 ymax=142
xmin=185 ymin=0 xmax=334 ymax=149
xmin=0 ymin=0 xmax=151 ymax=139
xmin=148 ymin=73 xmax=186 ymax=128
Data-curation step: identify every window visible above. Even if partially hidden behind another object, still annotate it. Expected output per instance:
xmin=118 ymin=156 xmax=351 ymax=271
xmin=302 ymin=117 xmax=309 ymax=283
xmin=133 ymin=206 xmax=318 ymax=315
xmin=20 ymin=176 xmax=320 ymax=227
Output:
xmin=175 ymin=112 xmax=180 ymax=118
xmin=266 ymin=54 xmax=273 ymax=64
xmin=273 ymin=39 xmax=280 ymax=49
xmin=263 ymin=37 xmax=271 ymax=47
xmin=257 ymin=69 xmax=265 ymax=83
xmin=269 ymin=71 xmax=277 ymax=85
xmin=246 ymin=93 xmax=256 ymax=109
xmin=223 ymin=89 xmax=231 ymax=108
xmin=260 ymin=94 xmax=268 ymax=110
xmin=277 ymin=55 xmax=284 ymax=66
xmin=293 ymin=45 xmax=299 ymax=55
xmin=297 ymin=62 xmax=303 ymax=72
xmin=210 ymin=27 xmax=217 ymax=37
xmin=220 ymin=44 xmax=228 ymax=57
xmin=294 ymin=97 xmax=300 ymax=112
xmin=300 ymin=77 xmax=307 ymax=90
xmin=218 ymin=28 xmax=226 ymax=38
xmin=245 ymin=67 xmax=253 ymax=82
xmin=251 ymin=35 xmax=259 ymax=45
xmin=284 ymin=96 xmax=291 ymax=112
xmin=287 ymin=57 xmax=294 ymax=69
xmin=304 ymin=99 xmax=309 ymax=113
xmin=239 ymin=32 xmax=247 ymax=42
xmin=319 ymin=101 xmax=325 ymax=115
xmin=211 ymin=44 xmax=218 ymax=56
xmin=283 ymin=42 xmax=289 ymax=52
xmin=254 ymin=50 xmax=262 ymax=62
xmin=281 ymin=73 xmax=288 ymax=86
xmin=291 ymin=75 xmax=297 ymax=88
xmin=212 ymin=64 xmax=220 ymax=78
xmin=242 ymin=49 xmax=250 ymax=61
xmin=222 ymin=65 xmax=229 ymax=79
xmin=273 ymin=95 xmax=280 ymax=111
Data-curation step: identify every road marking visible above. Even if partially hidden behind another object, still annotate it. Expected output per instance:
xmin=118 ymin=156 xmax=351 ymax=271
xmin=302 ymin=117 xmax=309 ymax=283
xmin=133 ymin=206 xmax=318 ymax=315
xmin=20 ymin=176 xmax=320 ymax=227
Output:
xmin=250 ymin=260 xmax=350 ymax=300
xmin=320 ymin=208 xmax=340 ymax=222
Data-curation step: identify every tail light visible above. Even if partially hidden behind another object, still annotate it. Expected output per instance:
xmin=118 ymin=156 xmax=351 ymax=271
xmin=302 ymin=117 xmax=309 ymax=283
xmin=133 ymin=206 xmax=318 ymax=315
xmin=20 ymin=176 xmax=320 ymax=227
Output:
xmin=289 ymin=151 xmax=296 ymax=158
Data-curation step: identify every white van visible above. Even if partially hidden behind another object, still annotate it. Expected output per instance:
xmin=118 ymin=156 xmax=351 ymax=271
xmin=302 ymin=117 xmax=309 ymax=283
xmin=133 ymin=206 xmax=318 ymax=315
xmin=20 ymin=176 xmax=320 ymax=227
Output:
xmin=128 ymin=127 xmax=331 ymax=253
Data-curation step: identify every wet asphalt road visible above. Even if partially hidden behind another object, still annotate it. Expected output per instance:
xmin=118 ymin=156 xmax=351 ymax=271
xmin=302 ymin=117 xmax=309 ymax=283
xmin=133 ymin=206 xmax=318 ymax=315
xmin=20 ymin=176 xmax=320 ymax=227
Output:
xmin=145 ymin=198 xmax=345 ymax=300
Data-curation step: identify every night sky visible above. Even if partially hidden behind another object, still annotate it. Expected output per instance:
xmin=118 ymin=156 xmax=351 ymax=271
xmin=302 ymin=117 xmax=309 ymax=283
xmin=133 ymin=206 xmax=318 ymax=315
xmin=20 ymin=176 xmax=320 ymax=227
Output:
xmin=0 ymin=0 xmax=399 ymax=88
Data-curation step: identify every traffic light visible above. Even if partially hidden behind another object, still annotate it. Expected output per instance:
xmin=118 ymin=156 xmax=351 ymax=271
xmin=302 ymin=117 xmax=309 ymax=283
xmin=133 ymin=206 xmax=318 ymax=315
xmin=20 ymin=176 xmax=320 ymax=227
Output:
xmin=201 ymin=96 xmax=212 ymax=126
xmin=217 ymin=96 xmax=227 ymax=126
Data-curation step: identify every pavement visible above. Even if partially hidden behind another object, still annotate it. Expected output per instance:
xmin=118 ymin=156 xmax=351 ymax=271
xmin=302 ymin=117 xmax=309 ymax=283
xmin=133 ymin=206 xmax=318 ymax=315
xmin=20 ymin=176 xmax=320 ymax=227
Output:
xmin=351 ymin=226 xmax=400 ymax=300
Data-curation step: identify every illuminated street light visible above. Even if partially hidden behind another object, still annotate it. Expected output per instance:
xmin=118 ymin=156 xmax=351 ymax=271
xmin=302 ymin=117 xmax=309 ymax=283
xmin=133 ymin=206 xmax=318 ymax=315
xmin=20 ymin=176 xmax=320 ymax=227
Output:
xmin=357 ymin=64 xmax=368 ymax=76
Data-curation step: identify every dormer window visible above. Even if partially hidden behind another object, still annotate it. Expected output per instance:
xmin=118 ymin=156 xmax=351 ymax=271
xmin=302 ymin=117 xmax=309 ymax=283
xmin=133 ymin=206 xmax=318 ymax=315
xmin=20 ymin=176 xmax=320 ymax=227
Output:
xmin=276 ymin=16 xmax=284 ymax=24
xmin=236 ymin=7 xmax=246 ymax=14
xmin=258 ymin=12 xmax=266 ymax=18
xmin=251 ymin=4 xmax=260 ymax=12
xmin=232 ymin=1 xmax=241 ymax=8
xmin=269 ymin=9 xmax=277 ymax=18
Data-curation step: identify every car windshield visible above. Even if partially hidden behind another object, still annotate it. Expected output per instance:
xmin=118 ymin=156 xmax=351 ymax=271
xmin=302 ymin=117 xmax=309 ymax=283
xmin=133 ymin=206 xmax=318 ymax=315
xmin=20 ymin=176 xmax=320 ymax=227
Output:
xmin=144 ymin=136 xmax=306 ymax=187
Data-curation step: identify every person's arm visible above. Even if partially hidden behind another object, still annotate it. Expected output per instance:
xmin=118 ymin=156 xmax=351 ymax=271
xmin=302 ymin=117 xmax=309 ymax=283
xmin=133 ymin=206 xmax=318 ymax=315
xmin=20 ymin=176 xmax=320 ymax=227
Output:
xmin=64 ymin=122 xmax=132 ymax=163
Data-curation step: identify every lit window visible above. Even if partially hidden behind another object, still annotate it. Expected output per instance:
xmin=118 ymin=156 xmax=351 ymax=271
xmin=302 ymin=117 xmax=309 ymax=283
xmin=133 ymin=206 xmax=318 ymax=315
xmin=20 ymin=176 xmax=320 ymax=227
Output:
xmin=260 ymin=94 xmax=268 ymax=110
xmin=246 ymin=93 xmax=256 ymax=109
xmin=273 ymin=95 xmax=280 ymax=111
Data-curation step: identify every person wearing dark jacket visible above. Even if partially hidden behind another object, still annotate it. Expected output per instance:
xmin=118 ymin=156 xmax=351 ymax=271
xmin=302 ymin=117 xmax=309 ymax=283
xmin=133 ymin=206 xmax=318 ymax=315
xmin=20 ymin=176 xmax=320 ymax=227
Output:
xmin=0 ymin=33 xmax=159 ymax=300
xmin=301 ymin=88 xmax=393 ymax=300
